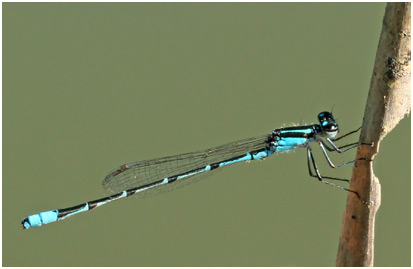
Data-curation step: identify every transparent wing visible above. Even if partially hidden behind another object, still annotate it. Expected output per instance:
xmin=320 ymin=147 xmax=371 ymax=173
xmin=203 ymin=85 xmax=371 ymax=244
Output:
xmin=102 ymin=134 xmax=271 ymax=197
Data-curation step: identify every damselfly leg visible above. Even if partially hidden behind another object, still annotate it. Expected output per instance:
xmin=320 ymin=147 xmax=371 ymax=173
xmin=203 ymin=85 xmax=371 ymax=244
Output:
xmin=307 ymin=146 xmax=366 ymax=203
xmin=306 ymin=127 xmax=368 ymax=203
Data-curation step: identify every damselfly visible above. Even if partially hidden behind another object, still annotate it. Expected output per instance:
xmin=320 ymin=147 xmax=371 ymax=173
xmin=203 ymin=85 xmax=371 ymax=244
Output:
xmin=22 ymin=111 xmax=365 ymax=230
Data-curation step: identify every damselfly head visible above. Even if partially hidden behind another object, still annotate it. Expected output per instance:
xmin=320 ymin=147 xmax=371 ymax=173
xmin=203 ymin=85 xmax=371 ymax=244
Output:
xmin=318 ymin=111 xmax=339 ymax=138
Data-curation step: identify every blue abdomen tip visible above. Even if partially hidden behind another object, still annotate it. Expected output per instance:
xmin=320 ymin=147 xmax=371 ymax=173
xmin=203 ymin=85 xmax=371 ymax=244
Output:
xmin=21 ymin=210 xmax=59 ymax=229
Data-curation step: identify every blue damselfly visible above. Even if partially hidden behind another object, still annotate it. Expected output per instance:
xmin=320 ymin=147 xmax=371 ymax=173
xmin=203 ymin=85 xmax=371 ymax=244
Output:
xmin=22 ymin=111 xmax=366 ymax=229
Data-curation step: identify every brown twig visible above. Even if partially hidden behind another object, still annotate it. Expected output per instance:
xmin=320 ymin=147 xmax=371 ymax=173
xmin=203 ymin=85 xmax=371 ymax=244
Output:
xmin=336 ymin=3 xmax=411 ymax=267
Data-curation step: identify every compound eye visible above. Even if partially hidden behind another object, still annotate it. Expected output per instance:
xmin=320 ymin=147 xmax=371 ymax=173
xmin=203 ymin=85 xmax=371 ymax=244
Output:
xmin=318 ymin=111 xmax=333 ymax=123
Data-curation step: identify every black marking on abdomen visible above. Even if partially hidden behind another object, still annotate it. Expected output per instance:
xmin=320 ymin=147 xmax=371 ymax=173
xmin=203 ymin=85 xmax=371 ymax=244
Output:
xmin=168 ymin=176 xmax=178 ymax=183
xmin=88 ymin=192 xmax=125 ymax=209
xmin=58 ymin=203 xmax=89 ymax=218
xmin=126 ymin=179 xmax=165 ymax=196
xmin=210 ymin=163 xmax=220 ymax=170
xmin=56 ymin=149 xmax=267 ymax=219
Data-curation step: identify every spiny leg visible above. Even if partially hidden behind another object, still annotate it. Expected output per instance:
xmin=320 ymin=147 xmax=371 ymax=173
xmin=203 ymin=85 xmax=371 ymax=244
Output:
xmin=317 ymin=141 xmax=366 ymax=169
xmin=306 ymin=146 xmax=366 ymax=204
xmin=320 ymin=138 xmax=360 ymax=153
xmin=306 ymin=146 xmax=349 ymax=183
xmin=324 ymin=138 xmax=373 ymax=154
xmin=323 ymin=126 xmax=373 ymax=153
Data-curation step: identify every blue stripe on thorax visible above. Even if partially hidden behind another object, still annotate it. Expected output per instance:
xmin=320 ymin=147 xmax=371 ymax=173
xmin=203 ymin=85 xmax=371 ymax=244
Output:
xmin=270 ymin=126 xmax=318 ymax=152
xmin=277 ymin=137 xmax=309 ymax=147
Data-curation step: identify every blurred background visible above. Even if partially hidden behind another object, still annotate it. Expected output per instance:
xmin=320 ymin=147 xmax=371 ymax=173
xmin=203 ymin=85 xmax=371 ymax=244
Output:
xmin=3 ymin=3 xmax=410 ymax=266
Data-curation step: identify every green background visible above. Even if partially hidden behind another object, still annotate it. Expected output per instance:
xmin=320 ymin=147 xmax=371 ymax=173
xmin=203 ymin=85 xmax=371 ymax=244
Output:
xmin=3 ymin=3 xmax=410 ymax=266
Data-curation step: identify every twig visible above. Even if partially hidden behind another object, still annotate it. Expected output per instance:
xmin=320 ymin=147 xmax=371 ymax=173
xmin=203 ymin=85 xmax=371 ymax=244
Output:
xmin=336 ymin=3 xmax=411 ymax=267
